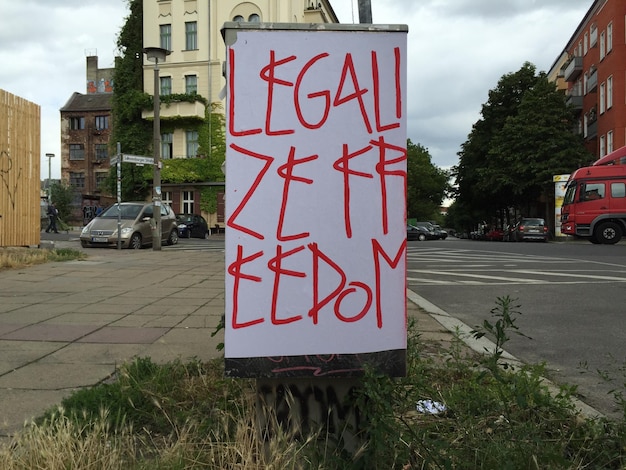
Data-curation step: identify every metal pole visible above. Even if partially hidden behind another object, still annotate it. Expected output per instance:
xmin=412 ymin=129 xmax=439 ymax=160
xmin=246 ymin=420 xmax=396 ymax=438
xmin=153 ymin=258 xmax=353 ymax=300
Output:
xmin=358 ymin=0 xmax=372 ymax=24
xmin=116 ymin=142 xmax=122 ymax=250
xmin=153 ymin=58 xmax=162 ymax=251
xmin=45 ymin=153 xmax=54 ymax=202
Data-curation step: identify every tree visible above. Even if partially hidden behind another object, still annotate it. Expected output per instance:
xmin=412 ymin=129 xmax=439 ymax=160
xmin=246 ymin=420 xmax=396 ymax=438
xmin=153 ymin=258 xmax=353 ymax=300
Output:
xmin=406 ymin=140 xmax=450 ymax=220
xmin=106 ymin=0 xmax=152 ymax=201
xmin=454 ymin=62 xmax=592 ymax=228
xmin=49 ymin=181 xmax=75 ymax=222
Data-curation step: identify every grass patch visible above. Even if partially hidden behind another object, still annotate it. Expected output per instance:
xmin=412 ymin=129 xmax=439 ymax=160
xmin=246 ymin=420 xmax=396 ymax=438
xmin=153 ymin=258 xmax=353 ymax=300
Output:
xmin=1 ymin=299 xmax=626 ymax=468
xmin=0 ymin=247 xmax=85 ymax=270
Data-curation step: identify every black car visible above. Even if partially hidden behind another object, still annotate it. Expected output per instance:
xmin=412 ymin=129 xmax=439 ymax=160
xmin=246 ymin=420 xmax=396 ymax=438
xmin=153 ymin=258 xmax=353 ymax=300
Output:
xmin=176 ymin=214 xmax=209 ymax=239
xmin=407 ymin=224 xmax=437 ymax=241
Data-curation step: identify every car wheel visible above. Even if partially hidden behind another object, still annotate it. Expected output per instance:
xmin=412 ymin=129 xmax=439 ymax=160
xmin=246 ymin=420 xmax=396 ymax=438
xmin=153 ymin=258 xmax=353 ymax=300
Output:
xmin=167 ymin=229 xmax=179 ymax=246
xmin=204 ymin=231 xmax=210 ymax=239
xmin=80 ymin=240 xmax=89 ymax=248
xmin=590 ymin=235 xmax=601 ymax=244
xmin=129 ymin=233 xmax=142 ymax=249
xmin=418 ymin=234 xmax=426 ymax=241
xmin=594 ymin=221 xmax=622 ymax=244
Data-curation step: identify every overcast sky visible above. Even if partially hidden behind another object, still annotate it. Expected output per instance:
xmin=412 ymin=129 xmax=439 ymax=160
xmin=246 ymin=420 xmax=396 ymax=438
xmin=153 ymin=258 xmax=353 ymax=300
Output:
xmin=0 ymin=0 xmax=591 ymax=180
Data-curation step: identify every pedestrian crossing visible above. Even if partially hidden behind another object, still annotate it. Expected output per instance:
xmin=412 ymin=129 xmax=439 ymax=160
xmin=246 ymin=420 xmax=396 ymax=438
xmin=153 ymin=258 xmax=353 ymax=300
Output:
xmin=406 ymin=246 xmax=626 ymax=286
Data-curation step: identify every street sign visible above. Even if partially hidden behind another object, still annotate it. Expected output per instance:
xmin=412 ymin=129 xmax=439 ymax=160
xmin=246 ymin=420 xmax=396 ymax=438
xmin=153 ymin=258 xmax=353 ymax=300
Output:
xmin=110 ymin=155 xmax=119 ymax=165
xmin=123 ymin=154 xmax=154 ymax=165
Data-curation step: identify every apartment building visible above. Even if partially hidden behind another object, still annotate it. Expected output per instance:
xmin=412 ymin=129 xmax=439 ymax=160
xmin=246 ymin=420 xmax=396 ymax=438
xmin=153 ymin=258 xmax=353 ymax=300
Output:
xmin=141 ymin=0 xmax=339 ymax=217
xmin=60 ymin=55 xmax=115 ymax=219
xmin=555 ymin=0 xmax=626 ymax=159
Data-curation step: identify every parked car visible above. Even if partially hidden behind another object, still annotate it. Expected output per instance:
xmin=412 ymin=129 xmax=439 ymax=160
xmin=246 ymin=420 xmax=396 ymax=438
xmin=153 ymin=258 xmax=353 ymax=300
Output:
xmin=176 ymin=214 xmax=209 ymax=239
xmin=414 ymin=221 xmax=446 ymax=240
xmin=511 ymin=218 xmax=549 ymax=242
xmin=407 ymin=224 xmax=437 ymax=241
xmin=431 ymin=224 xmax=448 ymax=240
xmin=80 ymin=202 xmax=179 ymax=249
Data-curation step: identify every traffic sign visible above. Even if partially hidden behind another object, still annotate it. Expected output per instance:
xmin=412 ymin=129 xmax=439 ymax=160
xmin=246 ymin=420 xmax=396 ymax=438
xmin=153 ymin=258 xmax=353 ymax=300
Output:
xmin=123 ymin=154 xmax=154 ymax=165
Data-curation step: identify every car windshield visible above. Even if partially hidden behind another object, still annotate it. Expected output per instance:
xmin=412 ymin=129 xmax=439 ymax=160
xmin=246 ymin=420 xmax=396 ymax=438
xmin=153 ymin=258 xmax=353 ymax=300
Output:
xmin=523 ymin=218 xmax=544 ymax=226
xmin=177 ymin=215 xmax=194 ymax=223
xmin=563 ymin=181 xmax=577 ymax=205
xmin=99 ymin=204 xmax=143 ymax=219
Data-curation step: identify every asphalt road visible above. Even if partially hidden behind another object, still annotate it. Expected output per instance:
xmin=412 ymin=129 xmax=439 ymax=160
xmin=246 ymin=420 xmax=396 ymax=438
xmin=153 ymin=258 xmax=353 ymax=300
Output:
xmin=407 ymin=236 xmax=626 ymax=419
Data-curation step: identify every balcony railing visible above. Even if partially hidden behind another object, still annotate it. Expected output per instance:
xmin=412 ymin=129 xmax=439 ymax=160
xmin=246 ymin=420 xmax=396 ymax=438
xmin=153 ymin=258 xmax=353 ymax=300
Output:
xmin=586 ymin=68 xmax=598 ymax=93
xmin=563 ymin=56 xmax=583 ymax=82
xmin=565 ymin=90 xmax=583 ymax=110
xmin=142 ymin=100 xmax=206 ymax=120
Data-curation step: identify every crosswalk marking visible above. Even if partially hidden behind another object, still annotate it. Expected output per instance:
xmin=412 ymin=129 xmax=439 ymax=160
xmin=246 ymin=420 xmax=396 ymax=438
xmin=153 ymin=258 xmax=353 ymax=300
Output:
xmin=406 ymin=247 xmax=626 ymax=286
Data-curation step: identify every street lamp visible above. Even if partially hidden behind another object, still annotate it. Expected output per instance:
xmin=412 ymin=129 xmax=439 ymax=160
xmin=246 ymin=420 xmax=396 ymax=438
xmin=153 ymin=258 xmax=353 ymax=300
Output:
xmin=45 ymin=153 xmax=54 ymax=202
xmin=143 ymin=46 xmax=171 ymax=251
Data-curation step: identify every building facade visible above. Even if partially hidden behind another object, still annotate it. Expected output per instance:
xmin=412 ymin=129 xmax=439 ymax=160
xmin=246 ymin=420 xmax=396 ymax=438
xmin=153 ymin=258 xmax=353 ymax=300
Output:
xmin=141 ymin=0 xmax=339 ymax=219
xmin=555 ymin=0 xmax=626 ymax=159
xmin=60 ymin=55 xmax=115 ymax=221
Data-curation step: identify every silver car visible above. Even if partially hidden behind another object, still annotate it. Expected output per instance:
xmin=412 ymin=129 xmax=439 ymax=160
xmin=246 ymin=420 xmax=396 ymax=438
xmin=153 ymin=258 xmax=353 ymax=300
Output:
xmin=80 ymin=202 xmax=178 ymax=249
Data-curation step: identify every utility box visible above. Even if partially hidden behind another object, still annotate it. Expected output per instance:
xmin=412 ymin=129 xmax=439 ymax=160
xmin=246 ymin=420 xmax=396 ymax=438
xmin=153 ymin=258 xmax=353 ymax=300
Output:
xmin=0 ymin=89 xmax=41 ymax=247
xmin=222 ymin=22 xmax=408 ymax=379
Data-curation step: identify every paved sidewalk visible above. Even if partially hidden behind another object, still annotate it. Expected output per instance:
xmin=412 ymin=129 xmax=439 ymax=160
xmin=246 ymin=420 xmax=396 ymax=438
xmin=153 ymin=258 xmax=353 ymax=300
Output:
xmin=0 ymin=241 xmax=458 ymax=438
xmin=0 ymin=239 xmax=601 ymax=439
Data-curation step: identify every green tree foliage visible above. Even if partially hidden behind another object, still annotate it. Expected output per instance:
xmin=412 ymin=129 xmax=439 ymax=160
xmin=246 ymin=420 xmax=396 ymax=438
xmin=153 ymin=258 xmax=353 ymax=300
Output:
xmin=49 ymin=181 xmax=76 ymax=221
xmin=105 ymin=0 xmax=152 ymax=201
xmin=453 ymin=62 xmax=592 ymax=229
xmin=406 ymin=140 xmax=450 ymax=220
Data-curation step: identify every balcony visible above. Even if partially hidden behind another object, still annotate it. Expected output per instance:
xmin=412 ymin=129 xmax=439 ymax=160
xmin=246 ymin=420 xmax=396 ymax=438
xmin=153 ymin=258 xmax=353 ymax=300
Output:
xmin=586 ymin=68 xmax=598 ymax=93
xmin=562 ymin=56 xmax=583 ymax=82
xmin=565 ymin=90 xmax=583 ymax=111
xmin=142 ymin=100 xmax=206 ymax=121
xmin=586 ymin=119 xmax=597 ymax=140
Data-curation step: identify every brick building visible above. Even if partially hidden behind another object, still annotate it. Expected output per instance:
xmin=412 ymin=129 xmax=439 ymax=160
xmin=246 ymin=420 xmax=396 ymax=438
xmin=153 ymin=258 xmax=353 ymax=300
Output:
xmin=553 ymin=0 xmax=626 ymax=159
xmin=60 ymin=55 xmax=115 ymax=222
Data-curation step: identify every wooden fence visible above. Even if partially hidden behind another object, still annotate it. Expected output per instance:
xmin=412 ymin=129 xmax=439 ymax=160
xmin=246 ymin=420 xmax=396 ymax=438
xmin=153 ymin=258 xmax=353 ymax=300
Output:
xmin=0 ymin=89 xmax=41 ymax=247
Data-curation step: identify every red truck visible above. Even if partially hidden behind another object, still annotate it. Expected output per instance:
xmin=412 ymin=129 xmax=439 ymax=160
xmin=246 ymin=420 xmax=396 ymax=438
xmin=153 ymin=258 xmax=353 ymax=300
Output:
xmin=561 ymin=146 xmax=626 ymax=244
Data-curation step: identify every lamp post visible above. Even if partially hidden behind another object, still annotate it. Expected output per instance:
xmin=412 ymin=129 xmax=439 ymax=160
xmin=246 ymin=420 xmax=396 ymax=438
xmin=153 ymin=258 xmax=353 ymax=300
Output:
xmin=45 ymin=153 xmax=54 ymax=202
xmin=143 ymin=46 xmax=171 ymax=251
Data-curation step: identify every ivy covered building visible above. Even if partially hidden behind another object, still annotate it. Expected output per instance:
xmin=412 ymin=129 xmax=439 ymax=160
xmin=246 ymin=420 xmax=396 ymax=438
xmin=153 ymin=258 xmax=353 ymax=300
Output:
xmin=141 ymin=0 xmax=340 ymax=227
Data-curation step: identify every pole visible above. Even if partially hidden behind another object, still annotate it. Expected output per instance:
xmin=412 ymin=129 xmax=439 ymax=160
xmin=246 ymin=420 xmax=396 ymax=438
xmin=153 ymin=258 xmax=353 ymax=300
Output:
xmin=45 ymin=153 xmax=54 ymax=202
xmin=358 ymin=0 xmax=372 ymax=24
xmin=116 ymin=142 xmax=122 ymax=250
xmin=153 ymin=57 xmax=162 ymax=251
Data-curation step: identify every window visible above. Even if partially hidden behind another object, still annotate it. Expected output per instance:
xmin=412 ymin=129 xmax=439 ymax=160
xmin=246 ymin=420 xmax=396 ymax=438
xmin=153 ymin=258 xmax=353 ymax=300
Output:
xmin=607 ymin=75 xmax=613 ymax=109
xmin=608 ymin=130 xmax=614 ymax=154
xmin=162 ymin=191 xmax=173 ymax=206
xmin=185 ymin=21 xmax=197 ymax=50
xmin=95 ymin=144 xmax=108 ymax=161
xmin=249 ymin=14 xmax=260 ymax=22
xmin=186 ymin=130 xmax=198 ymax=158
xmin=95 ymin=172 xmax=108 ymax=189
xmin=161 ymin=133 xmax=173 ymax=159
xmin=69 ymin=144 xmax=85 ymax=160
xmin=70 ymin=117 xmax=85 ymax=130
xmin=160 ymin=76 xmax=172 ymax=95
xmin=600 ymin=30 xmax=606 ymax=59
xmin=182 ymin=191 xmax=194 ymax=214
xmin=600 ymin=82 xmax=606 ymax=114
xmin=160 ymin=24 xmax=171 ymax=51
xmin=69 ymin=172 xmax=85 ymax=189
xmin=233 ymin=15 xmax=244 ymax=22
xmin=95 ymin=115 xmax=109 ymax=130
xmin=584 ymin=32 xmax=588 ymax=54
xmin=583 ymin=182 xmax=605 ymax=201
xmin=600 ymin=135 xmax=606 ymax=157
xmin=611 ymin=182 xmax=626 ymax=198
xmin=185 ymin=75 xmax=197 ymax=94
xmin=607 ymin=22 xmax=613 ymax=53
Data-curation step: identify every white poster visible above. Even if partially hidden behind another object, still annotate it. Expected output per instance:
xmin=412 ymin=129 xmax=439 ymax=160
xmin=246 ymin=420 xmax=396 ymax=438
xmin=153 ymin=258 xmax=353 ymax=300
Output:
xmin=224 ymin=25 xmax=408 ymax=359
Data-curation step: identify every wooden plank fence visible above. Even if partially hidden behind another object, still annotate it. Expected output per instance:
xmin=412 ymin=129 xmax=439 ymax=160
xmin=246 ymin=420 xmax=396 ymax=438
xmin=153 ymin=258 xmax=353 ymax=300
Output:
xmin=0 ymin=89 xmax=41 ymax=247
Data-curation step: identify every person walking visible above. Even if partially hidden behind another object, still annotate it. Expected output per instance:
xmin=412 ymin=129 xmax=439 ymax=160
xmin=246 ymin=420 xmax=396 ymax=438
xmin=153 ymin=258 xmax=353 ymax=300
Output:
xmin=45 ymin=202 xmax=59 ymax=233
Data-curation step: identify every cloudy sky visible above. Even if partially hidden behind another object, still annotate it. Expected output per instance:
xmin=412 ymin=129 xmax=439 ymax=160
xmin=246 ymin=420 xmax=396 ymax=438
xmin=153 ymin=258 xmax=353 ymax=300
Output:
xmin=0 ymin=0 xmax=591 ymax=179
